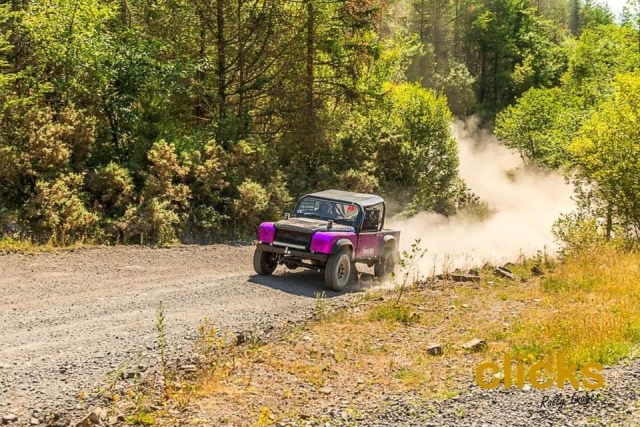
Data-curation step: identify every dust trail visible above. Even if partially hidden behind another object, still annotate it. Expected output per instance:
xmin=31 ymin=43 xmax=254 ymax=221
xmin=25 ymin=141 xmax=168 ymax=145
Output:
xmin=387 ymin=116 xmax=576 ymax=277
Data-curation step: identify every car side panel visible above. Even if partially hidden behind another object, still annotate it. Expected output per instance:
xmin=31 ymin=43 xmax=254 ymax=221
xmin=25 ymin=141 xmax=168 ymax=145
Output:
xmin=310 ymin=232 xmax=357 ymax=255
xmin=356 ymin=233 xmax=384 ymax=260
xmin=356 ymin=230 xmax=400 ymax=260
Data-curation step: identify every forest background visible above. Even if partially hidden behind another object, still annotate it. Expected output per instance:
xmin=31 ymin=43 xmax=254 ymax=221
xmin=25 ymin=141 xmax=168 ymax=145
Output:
xmin=0 ymin=0 xmax=638 ymax=248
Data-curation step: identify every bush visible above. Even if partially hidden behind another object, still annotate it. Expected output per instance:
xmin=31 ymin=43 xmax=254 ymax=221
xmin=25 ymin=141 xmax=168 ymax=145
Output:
xmin=88 ymin=162 xmax=135 ymax=213
xmin=232 ymin=179 xmax=270 ymax=233
xmin=118 ymin=198 xmax=181 ymax=245
xmin=143 ymin=140 xmax=191 ymax=209
xmin=335 ymin=168 xmax=379 ymax=194
xmin=264 ymin=171 xmax=294 ymax=220
xmin=25 ymin=173 xmax=99 ymax=245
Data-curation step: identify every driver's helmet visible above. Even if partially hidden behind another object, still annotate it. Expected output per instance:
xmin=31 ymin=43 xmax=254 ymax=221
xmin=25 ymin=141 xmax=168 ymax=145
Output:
xmin=320 ymin=201 xmax=333 ymax=217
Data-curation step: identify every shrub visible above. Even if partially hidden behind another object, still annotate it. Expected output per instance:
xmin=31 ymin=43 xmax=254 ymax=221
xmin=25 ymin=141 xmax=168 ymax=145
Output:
xmin=232 ymin=179 xmax=269 ymax=233
xmin=119 ymin=198 xmax=181 ymax=245
xmin=88 ymin=162 xmax=135 ymax=214
xmin=25 ymin=173 xmax=99 ymax=245
xmin=335 ymin=168 xmax=379 ymax=194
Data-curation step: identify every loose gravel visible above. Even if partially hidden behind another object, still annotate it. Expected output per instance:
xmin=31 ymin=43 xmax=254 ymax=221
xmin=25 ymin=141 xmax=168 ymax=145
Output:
xmin=0 ymin=245 xmax=355 ymax=426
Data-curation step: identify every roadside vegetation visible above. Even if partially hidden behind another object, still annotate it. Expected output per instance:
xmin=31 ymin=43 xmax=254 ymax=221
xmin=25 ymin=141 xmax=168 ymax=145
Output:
xmin=103 ymin=239 xmax=639 ymax=426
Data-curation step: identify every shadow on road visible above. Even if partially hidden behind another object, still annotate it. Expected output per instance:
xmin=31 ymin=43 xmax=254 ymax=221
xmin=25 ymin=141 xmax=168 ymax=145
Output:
xmin=249 ymin=269 xmax=379 ymax=298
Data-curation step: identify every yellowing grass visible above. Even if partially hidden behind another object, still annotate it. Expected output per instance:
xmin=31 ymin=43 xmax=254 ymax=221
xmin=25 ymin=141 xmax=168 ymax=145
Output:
xmin=507 ymin=245 xmax=640 ymax=367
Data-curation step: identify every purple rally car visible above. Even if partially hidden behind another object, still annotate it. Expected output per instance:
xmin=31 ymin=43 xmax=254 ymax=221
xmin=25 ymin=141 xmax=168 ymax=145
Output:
xmin=253 ymin=189 xmax=401 ymax=291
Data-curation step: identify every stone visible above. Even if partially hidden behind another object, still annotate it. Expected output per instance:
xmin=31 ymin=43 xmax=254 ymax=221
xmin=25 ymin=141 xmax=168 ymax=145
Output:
xmin=2 ymin=414 xmax=18 ymax=424
xmin=493 ymin=267 xmax=516 ymax=280
xmin=531 ymin=265 xmax=543 ymax=276
xmin=119 ymin=371 xmax=136 ymax=380
xmin=452 ymin=274 xmax=481 ymax=283
xmin=181 ymin=364 xmax=197 ymax=373
xmin=236 ymin=331 xmax=248 ymax=345
xmin=319 ymin=387 xmax=333 ymax=395
xmin=462 ymin=338 xmax=487 ymax=352
xmin=426 ymin=344 xmax=443 ymax=356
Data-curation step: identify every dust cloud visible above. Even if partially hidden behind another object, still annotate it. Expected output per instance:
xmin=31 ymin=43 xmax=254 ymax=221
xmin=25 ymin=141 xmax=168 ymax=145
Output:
xmin=386 ymin=116 xmax=576 ymax=277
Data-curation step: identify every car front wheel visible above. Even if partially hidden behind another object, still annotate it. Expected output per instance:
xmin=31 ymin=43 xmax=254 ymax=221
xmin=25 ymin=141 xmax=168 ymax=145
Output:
xmin=324 ymin=249 xmax=355 ymax=292
xmin=253 ymin=248 xmax=278 ymax=275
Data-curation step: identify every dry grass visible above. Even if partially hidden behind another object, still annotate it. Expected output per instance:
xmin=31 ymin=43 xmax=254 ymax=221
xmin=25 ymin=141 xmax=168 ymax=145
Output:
xmin=506 ymin=245 xmax=640 ymax=368
xmin=0 ymin=237 xmax=184 ymax=254
xmin=141 ymin=244 xmax=640 ymax=426
xmin=0 ymin=237 xmax=104 ymax=253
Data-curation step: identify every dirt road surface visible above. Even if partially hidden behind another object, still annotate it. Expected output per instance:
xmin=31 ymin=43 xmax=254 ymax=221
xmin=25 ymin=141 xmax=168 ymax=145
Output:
xmin=0 ymin=244 xmax=356 ymax=424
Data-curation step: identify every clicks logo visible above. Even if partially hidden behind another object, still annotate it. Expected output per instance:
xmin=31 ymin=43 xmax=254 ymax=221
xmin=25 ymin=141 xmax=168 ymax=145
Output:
xmin=475 ymin=354 xmax=604 ymax=390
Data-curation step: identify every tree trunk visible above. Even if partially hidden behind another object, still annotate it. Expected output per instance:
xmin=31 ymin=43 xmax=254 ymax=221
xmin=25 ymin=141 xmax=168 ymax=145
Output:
xmin=478 ymin=49 xmax=486 ymax=104
xmin=606 ymin=203 xmax=613 ymax=239
xmin=216 ymin=0 xmax=228 ymax=146
xmin=236 ymin=0 xmax=247 ymax=140
xmin=570 ymin=0 xmax=580 ymax=36
xmin=305 ymin=0 xmax=316 ymax=140
xmin=195 ymin=11 xmax=207 ymax=122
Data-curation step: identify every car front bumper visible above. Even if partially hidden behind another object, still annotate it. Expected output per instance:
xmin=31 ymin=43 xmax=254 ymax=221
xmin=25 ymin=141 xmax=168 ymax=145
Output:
xmin=256 ymin=243 xmax=328 ymax=262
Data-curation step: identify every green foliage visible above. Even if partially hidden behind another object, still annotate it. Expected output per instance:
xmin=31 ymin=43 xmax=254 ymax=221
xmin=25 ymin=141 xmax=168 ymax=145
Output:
xmin=552 ymin=213 xmax=614 ymax=256
xmin=569 ymin=74 xmax=640 ymax=238
xmin=565 ymin=24 xmax=640 ymax=104
xmin=405 ymin=0 xmax=570 ymax=116
xmin=120 ymin=198 xmax=181 ymax=245
xmin=232 ymin=179 xmax=270 ymax=233
xmin=496 ymin=21 xmax=640 ymax=169
xmin=495 ymin=87 xmax=577 ymax=168
xmin=498 ymin=17 xmax=640 ymax=249
xmin=383 ymin=83 xmax=459 ymax=214
xmin=88 ymin=162 xmax=135 ymax=214
xmin=433 ymin=61 xmax=477 ymax=117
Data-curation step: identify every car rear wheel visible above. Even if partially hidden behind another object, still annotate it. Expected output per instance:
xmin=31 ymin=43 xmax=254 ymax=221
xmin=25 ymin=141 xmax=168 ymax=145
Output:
xmin=324 ymin=249 xmax=355 ymax=292
xmin=253 ymin=248 xmax=278 ymax=275
xmin=374 ymin=247 xmax=397 ymax=278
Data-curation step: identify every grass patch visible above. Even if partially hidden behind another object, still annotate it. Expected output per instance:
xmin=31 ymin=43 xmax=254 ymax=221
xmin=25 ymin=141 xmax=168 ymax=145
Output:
xmin=0 ymin=237 xmax=42 ymax=253
xmin=368 ymin=303 xmax=419 ymax=324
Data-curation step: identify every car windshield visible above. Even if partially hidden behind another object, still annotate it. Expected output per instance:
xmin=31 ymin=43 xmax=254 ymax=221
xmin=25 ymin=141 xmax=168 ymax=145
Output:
xmin=294 ymin=197 xmax=360 ymax=224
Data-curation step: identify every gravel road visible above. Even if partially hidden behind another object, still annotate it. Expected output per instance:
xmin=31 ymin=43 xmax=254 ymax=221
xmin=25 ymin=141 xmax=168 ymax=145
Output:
xmin=2 ymin=245 xmax=639 ymax=427
xmin=0 ymin=244 xmax=355 ymax=426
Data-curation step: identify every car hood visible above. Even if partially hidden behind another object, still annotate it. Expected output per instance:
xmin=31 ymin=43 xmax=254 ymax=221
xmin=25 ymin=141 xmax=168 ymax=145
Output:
xmin=274 ymin=217 xmax=355 ymax=233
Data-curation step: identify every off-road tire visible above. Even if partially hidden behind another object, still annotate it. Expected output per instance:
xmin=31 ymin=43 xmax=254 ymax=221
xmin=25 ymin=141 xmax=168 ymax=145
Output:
xmin=374 ymin=247 xmax=397 ymax=278
xmin=324 ymin=249 xmax=355 ymax=292
xmin=253 ymin=248 xmax=278 ymax=275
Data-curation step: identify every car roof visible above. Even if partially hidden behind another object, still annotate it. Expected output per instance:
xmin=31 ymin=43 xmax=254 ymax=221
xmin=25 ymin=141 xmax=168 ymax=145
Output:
xmin=302 ymin=189 xmax=384 ymax=207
